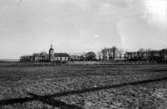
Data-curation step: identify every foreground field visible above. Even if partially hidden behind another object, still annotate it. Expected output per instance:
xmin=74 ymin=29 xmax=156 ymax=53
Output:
xmin=0 ymin=64 xmax=167 ymax=109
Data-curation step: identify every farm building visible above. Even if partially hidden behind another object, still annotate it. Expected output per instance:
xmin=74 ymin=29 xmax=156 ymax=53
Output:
xmin=20 ymin=55 xmax=34 ymax=62
xmin=124 ymin=49 xmax=167 ymax=63
xmin=124 ymin=50 xmax=152 ymax=61
xmin=159 ymin=49 xmax=167 ymax=62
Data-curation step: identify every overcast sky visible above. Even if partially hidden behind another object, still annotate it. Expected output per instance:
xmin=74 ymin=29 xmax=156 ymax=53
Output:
xmin=0 ymin=0 xmax=167 ymax=59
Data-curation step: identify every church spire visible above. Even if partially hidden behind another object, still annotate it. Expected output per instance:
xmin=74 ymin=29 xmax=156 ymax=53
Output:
xmin=50 ymin=44 xmax=53 ymax=49
xmin=49 ymin=44 xmax=54 ymax=62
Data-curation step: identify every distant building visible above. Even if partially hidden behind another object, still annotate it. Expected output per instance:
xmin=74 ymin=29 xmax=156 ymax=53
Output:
xmin=160 ymin=49 xmax=167 ymax=62
xmin=51 ymin=53 xmax=69 ymax=62
xmin=124 ymin=49 xmax=162 ymax=62
xmin=70 ymin=55 xmax=82 ymax=61
xmin=124 ymin=52 xmax=139 ymax=61
xmin=32 ymin=52 xmax=49 ymax=62
xmin=20 ymin=45 xmax=70 ymax=63
xmin=20 ymin=55 xmax=34 ymax=62
xmin=49 ymin=44 xmax=54 ymax=62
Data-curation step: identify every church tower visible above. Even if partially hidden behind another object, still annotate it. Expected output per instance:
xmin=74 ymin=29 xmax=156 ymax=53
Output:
xmin=49 ymin=44 xmax=54 ymax=62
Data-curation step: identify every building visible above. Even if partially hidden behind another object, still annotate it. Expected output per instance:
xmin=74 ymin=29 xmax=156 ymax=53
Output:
xmin=20 ymin=45 xmax=70 ymax=63
xmin=124 ymin=52 xmax=140 ymax=61
xmin=20 ymin=55 xmax=34 ymax=62
xmin=70 ymin=55 xmax=82 ymax=61
xmin=32 ymin=52 xmax=49 ymax=62
xmin=48 ymin=45 xmax=70 ymax=62
xmin=124 ymin=49 xmax=162 ymax=62
xmin=160 ymin=49 xmax=167 ymax=62
xmin=49 ymin=45 xmax=54 ymax=62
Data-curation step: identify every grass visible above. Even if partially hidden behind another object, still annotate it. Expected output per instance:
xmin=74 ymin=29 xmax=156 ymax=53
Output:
xmin=0 ymin=64 xmax=167 ymax=109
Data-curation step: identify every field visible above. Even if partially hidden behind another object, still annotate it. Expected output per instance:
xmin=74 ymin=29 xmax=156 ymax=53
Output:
xmin=0 ymin=64 xmax=167 ymax=109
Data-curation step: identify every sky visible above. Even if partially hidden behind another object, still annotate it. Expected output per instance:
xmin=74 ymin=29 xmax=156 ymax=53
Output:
xmin=0 ymin=0 xmax=167 ymax=59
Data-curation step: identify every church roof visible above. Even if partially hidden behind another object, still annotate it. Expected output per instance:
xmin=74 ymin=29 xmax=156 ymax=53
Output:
xmin=54 ymin=53 xmax=70 ymax=57
xmin=49 ymin=44 xmax=54 ymax=50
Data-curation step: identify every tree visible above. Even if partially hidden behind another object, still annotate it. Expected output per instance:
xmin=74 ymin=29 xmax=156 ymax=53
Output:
xmin=85 ymin=51 xmax=96 ymax=61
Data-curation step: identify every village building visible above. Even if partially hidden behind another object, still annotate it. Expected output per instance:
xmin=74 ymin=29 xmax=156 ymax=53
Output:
xmin=124 ymin=49 xmax=163 ymax=62
xmin=70 ymin=55 xmax=82 ymax=61
xmin=20 ymin=45 xmax=70 ymax=62
xmin=160 ymin=49 xmax=167 ymax=62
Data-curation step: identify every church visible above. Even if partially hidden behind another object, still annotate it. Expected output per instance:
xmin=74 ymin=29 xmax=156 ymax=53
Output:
xmin=48 ymin=45 xmax=69 ymax=62
xmin=20 ymin=45 xmax=70 ymax=62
